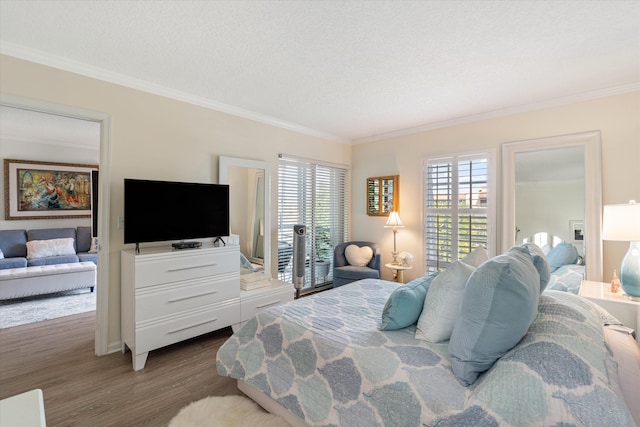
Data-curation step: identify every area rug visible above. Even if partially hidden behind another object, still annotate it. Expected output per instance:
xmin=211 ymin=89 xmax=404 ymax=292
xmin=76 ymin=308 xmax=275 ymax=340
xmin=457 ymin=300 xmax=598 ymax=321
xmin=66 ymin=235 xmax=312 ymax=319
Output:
xmin=169 ymin=395 xmax=291 ymax=427
xmin=0 ymin=289 xmax=95 ymax=329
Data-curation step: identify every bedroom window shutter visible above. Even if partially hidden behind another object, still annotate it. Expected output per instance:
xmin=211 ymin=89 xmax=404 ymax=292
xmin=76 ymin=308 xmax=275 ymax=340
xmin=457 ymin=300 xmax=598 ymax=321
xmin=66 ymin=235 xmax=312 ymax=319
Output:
xmin=424 ymin=152 xmax=493 ymax=273
xmin=278 ymin=155 xmax=350 ymax=291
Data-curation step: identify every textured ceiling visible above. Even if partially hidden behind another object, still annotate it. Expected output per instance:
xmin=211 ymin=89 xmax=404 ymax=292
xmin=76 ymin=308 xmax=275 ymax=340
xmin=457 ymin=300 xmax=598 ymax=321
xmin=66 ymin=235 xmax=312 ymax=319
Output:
xmin=1 ymin=0 xmax=639 ymax=143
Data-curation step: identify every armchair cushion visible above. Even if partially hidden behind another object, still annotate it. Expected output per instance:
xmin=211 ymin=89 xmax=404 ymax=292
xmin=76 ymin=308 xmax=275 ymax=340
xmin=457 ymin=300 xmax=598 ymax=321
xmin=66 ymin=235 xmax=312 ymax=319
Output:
xmin=345 ymin=244 xmax=374 ymax=267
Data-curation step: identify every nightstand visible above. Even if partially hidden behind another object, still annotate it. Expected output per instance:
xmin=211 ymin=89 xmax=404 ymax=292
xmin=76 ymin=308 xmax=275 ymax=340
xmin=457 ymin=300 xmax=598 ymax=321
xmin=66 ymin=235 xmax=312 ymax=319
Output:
xmin=579 ymin=280 xmax=640 ymax=343
xmin=385 ymin=263 xmax=413 ymax=284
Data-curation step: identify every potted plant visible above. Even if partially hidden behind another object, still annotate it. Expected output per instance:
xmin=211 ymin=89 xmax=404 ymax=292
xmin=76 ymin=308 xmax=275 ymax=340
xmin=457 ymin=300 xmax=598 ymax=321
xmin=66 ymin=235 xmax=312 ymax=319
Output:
xmin=314 ymin=227 xmax=332 ymax=281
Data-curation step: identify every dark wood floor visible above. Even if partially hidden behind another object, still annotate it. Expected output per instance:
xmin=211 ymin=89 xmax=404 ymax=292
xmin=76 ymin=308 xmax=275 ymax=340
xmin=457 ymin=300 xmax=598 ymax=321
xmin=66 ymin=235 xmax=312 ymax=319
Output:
xmin=0 ymin=312 xmax=241 ymax=426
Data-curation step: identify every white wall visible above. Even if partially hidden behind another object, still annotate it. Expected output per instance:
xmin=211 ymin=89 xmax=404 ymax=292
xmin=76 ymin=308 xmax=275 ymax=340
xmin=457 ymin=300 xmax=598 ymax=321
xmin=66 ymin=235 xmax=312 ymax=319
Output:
xmin=352 ymin=91 xmax=640 ymax=283
xmin=0 ymin=54 xmax=351 ymax=350
xmin=515 ymin=180 xmax=584 ymax=253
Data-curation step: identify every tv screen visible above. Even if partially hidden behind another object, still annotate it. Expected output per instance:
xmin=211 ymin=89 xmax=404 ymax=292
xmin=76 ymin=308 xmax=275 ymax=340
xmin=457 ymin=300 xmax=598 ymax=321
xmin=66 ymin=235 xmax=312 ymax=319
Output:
xmin=124 ymin=179 xmax=229 ymax=245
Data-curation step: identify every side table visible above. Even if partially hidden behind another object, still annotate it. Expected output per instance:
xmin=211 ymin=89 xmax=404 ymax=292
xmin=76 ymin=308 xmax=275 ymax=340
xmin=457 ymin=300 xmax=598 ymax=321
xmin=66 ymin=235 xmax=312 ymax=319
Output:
xmin=579 ymin=280 xmax=640 ymax=343
xmin=385 ymin=263 xmax=413 ymax=284
xmin=0 ymin=389 xmax=47 ymax=427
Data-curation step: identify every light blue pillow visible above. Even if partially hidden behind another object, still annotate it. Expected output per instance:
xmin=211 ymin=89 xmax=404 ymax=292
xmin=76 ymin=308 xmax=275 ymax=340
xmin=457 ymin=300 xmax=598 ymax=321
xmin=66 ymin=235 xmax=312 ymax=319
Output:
xmin=521 ymin=243 xmax=551 ymax=292
xmin=546 ymin=242 xmax=579 ymax=272
xmin=380 ymin=272 xmax=439 ymax=331
xmin=449 ymin=246 xmax=540 ymax=386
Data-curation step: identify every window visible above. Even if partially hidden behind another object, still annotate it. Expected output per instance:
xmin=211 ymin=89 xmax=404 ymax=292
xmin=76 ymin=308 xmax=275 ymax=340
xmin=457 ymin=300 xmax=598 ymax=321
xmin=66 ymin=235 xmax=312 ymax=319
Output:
xmin=423 ymin=152 xmax=495 ymax=273
xmin=278 ymin=155 xmax=350 ymax=291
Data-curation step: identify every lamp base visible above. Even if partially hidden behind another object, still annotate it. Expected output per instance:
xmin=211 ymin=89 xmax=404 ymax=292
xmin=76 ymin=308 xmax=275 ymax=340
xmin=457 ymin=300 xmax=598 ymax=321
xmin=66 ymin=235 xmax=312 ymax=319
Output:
xmin=620 ymin=241 xmax=640 ymax=298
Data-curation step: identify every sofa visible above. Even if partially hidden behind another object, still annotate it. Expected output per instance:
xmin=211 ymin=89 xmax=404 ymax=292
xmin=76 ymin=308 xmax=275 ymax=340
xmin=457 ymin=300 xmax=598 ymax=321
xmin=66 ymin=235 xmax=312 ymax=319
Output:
xmin=0 ymin=227 xmax=97 ymax=300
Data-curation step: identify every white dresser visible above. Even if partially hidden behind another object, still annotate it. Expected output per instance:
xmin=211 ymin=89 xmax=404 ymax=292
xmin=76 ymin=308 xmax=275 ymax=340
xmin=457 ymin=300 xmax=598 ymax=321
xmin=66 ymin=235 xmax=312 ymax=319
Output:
xmin=121 ymin=245 xmax=240 ymax=370
xmin=235 ymin=279 xmax=294 ymax=332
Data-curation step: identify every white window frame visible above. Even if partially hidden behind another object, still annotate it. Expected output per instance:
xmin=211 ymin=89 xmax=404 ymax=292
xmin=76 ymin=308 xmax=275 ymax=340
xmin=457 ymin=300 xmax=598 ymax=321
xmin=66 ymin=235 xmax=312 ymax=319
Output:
xmin=422 ymin=149 xmax=496 ymax=273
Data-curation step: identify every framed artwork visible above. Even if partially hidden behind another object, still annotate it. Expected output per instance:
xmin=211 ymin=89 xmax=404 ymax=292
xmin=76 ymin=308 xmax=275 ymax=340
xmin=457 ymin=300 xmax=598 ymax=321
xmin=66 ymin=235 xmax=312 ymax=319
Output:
xmin=366 ymin=175 xmax=399 ymax=216
xmin=4 ymin=159 xmax=98 ymax=220
xmin=570 ymin=220 xmax=584 ymax=242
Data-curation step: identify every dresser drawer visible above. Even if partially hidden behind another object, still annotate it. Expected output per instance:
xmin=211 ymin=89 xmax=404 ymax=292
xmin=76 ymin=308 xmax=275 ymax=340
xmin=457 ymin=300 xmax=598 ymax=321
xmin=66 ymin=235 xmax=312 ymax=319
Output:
xmin=135 ymin=274 xmax=240 ymax=321
xmin=136 ymin=300 xmax=240 ymax=353
xmin=240 ymin=286 xmax=293 ymax=322
xmin=134 ymin=249 xmax=238 ymax=288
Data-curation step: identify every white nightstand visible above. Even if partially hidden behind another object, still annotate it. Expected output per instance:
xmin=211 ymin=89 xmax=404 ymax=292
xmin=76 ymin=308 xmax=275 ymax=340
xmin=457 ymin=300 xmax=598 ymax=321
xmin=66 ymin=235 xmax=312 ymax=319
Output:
xmin=385 ymin=263 xmax=413 ymax=284
xmin=579 ymin=280 xmax=640 ymax=343
xmin=0 ymin=389 xmax=46 ymax=427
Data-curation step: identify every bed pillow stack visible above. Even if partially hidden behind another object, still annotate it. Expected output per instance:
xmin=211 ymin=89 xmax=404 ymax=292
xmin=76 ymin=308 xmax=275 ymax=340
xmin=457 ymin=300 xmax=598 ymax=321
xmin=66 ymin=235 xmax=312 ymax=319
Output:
xmin=379 ymin=271 xmax=439 ymax=330
xmin=414 ymin=247 xmax=488 ymax=342
xmin=546 ymin=242 xmax=579 ymax=272
xmin=448 ymin=245 xmax=541 ymax=386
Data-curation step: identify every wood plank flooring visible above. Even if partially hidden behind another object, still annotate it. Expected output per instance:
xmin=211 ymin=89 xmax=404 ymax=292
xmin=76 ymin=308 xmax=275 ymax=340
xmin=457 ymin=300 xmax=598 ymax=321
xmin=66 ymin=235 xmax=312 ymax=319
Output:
xmin=0 ymin=312 xmax=241 ymax=426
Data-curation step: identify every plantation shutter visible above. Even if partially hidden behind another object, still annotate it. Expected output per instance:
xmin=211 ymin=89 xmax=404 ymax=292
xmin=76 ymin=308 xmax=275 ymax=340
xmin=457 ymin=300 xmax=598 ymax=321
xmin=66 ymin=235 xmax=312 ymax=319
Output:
xmin=278 ymin=155 xmax=349 ymax=289
xmin=424 ymin=153 xmax=493 ymax=273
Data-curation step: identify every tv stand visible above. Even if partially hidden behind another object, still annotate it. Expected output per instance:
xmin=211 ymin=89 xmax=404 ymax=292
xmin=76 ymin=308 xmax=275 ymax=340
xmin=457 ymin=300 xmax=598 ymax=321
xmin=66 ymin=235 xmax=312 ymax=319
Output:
xmin=171 ymin=241 xmax=202 ymax=250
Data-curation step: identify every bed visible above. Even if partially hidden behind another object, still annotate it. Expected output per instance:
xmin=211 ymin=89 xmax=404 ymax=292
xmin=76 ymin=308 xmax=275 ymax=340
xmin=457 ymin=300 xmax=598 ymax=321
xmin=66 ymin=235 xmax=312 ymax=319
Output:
xmin=217 ymin=273 xmax=638 ymax=426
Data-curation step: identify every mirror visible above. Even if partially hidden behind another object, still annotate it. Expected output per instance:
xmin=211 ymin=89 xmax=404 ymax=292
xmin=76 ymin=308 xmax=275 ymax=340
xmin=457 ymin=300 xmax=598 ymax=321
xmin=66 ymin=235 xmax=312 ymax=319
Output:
xmin=367 ymin=175 xmax=399 ymax=216
xmin=502 ymin=131 xmax=602 ymax=281
xmin=219 ymin=156 xmax=271 ymax=278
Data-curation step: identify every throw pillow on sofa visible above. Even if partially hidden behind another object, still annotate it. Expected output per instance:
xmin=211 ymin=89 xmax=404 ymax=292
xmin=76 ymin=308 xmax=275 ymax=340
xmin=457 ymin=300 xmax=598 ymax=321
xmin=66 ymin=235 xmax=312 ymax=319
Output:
xmin=26 ymin=238 xmax=76 ymax=260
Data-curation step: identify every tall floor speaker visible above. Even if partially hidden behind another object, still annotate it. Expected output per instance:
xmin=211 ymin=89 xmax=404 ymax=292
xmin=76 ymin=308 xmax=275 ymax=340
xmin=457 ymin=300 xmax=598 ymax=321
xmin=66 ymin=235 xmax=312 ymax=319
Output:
xmin=292 ymin=224 xmax=306 ymax=298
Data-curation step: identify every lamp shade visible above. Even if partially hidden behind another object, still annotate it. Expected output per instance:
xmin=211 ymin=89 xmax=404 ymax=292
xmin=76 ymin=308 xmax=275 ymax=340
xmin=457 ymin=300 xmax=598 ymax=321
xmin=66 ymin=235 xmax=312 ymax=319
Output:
xmin=602 ymin=201 xmax=640 ymax=242
xmin=384 ymin=211 xmax=405 ymax=228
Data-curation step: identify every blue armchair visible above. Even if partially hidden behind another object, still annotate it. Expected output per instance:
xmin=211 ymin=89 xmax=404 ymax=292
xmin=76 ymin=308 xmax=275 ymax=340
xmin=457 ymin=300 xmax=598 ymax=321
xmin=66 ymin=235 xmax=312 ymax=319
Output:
xmin=332 ymin=241 xmax=382 ymax=287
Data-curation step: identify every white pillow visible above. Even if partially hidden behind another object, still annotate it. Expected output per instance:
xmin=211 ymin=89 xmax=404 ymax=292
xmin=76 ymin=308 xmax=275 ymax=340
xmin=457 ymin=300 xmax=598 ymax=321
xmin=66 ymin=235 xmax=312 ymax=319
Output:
xmin=26 ymin=238 xmax=76 ymax=259
xmin=345 ymin=244 xmax=373 ymax=267
xmin=415 ymin=260 xmax=475 ymax=343
xmin=461 ymin=246 xmax=489 ymax=267
xmin=88 ymin=237 xmax=99 ymax=254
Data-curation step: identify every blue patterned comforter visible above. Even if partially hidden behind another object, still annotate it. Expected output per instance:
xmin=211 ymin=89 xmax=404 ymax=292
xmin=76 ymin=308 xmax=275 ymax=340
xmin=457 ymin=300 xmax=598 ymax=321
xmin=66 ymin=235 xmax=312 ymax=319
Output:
xmin=546 ymin=264 xmax=585 ymax=294
xmin=216 ymin=279 xmax=634 ymax=427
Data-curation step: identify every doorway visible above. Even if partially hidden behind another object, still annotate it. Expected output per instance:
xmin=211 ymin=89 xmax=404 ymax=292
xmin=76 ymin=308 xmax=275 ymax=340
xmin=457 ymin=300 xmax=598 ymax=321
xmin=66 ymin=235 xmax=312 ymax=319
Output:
xmin=0 ymin=94 xmax=111 ymax=355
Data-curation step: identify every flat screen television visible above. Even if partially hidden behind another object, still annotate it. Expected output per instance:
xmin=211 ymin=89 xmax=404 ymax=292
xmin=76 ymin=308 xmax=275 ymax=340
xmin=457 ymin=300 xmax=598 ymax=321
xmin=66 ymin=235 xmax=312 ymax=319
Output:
xmin=124 ymin=178 xmax=229 ymax=246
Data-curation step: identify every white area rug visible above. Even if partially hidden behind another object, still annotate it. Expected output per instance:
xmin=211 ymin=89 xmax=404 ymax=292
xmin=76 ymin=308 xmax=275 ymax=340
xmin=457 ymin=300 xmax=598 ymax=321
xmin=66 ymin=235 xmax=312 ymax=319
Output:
xmin=0 ymin=289 xmax=95 ymax=328
xmin=169 ymin=395 xmax=291 ymax=427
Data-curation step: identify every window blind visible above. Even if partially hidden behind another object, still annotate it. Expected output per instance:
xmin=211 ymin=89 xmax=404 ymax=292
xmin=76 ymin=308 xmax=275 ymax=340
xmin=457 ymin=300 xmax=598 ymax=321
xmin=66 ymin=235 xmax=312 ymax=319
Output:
xmin=278 ymin=155 xmax=350 ymax=289
xmin=424 ymin=153 xmax=493 ymax=273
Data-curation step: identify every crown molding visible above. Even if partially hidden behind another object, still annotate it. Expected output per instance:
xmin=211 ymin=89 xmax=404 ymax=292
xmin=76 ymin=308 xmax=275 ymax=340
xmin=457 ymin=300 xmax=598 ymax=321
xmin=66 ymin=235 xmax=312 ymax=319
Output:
xmin=353 ymin=82 xmax=640 ymax=144
xmin=0 ymin=42 xmax=349 ymax=144
xmin=3 ymin=41 xmax=637 ymax=146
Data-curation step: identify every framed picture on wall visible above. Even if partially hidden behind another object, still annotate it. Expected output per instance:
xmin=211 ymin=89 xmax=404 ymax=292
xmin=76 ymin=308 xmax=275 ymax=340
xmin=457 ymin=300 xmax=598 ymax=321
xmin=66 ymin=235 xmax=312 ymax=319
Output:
xmin=570 ymin=220 xmax=584 ymax=242
xmin=4 ymin=159 xmax=98 ymax=220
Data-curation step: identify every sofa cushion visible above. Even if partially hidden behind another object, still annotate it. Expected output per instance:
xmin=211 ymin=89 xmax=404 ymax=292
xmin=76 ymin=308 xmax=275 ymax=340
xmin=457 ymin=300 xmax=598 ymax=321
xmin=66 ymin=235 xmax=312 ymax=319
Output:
xmin=27 ymin=228 xmax=77 ymax=252
xmin=333 ymin=265 xmax=380 ymax=281
xmin=27 ymin=254 xmax=80 ymax=267
xmin=0 ymin=258 xmax=28 ymax=269
xmin=78 ymin=253 xmax=98 ymax=265
xmin=76 ymin=226 xmax=92 ymax=253
xmin=0 ymin=229 xmax=27 ymax=258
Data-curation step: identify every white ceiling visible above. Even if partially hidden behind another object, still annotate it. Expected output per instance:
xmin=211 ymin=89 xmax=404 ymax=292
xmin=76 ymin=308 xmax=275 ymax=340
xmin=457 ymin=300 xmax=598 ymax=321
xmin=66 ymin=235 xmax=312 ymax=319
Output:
xmin=1 ymin=0 xmax=639 ymax=143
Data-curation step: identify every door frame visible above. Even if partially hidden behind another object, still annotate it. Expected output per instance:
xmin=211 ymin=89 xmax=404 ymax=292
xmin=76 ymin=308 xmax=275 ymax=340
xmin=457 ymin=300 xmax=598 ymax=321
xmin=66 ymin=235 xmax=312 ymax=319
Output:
xmin=1 ymin=93 xmax=112 ymax=355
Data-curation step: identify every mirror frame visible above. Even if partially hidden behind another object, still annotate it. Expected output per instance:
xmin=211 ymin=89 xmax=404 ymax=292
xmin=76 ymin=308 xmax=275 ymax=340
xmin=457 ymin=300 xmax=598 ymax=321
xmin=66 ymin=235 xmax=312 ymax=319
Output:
xmin=219 ymin=156 xmax=271 ymax=278
xmin=502 ymin=130 xmax=602 ymax=281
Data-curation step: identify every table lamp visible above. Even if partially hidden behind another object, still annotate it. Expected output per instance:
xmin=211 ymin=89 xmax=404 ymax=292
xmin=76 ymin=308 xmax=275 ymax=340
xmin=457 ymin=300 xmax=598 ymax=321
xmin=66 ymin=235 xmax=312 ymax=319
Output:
xmin=602 ymin=200 xmax=640 ymax=299
xmin=384 ymin=211 xmax=404 ymax=265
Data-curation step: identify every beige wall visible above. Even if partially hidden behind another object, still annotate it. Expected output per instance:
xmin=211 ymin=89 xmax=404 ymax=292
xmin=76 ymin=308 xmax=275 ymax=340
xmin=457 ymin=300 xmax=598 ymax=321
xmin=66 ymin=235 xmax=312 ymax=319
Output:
xmin=0 ymin=55 xmax=351 ymax=350
xmin=2 ymin=53 xmax=639 ymax=351
xmin=352 ymin=91 xmax=640 ymax=283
